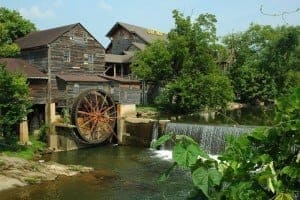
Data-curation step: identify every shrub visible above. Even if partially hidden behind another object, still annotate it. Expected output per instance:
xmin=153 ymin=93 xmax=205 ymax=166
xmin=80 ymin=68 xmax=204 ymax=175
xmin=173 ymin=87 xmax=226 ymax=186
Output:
xmin=155 ymin=73 xmax=233 ymax=113
xmin=0 ymin=64 xmax=32 ymax=142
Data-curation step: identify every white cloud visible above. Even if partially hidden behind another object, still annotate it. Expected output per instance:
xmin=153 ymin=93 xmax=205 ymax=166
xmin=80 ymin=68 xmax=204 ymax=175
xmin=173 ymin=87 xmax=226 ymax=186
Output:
xmin=98 ymin=0 xmax=112 ymax=11
xmin=19 ymin=6 xmax=55 ymax=19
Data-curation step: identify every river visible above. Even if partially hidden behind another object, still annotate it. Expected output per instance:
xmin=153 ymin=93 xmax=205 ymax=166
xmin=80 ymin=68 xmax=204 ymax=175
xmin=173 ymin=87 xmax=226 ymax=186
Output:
xmin=0 ymin=145 xmax=192 ymax=200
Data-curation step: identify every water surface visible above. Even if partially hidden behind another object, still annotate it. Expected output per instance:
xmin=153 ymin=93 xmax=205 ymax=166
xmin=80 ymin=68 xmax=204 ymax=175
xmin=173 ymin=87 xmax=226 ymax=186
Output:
xmin=0 ymin=145 xmax=192 ymax=200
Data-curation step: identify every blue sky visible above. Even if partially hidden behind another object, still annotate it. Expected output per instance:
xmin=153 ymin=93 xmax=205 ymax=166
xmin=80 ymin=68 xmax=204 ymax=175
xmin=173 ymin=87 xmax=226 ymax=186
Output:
xmin=1 ymin=0 xmax=299 ymax=46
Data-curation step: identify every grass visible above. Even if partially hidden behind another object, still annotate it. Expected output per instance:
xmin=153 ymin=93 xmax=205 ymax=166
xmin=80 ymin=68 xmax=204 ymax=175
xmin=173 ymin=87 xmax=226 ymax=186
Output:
xmin=0 ymin=135 xmax=46 ymax=160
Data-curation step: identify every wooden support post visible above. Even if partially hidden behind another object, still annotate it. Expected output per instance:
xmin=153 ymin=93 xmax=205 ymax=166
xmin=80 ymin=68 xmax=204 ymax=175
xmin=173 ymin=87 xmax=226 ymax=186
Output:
xmin=19 ymin=117 xmax=29 ymax=145
xmin=45 ymin=103 xmax=56 ymax=128
xmin=117 ymin=104 xmax=136 ymax=144
xmin=113 ymin=64 xmax=116 ymax=78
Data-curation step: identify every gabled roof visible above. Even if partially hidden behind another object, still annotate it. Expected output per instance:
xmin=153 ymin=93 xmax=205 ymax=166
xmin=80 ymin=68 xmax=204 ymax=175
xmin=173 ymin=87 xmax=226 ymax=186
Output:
xmin=0 ymin=58 xmax=47 ymax=79
xmin=106 ymin=22 xmax=166 ymax=44
xmin=15 ymin=23 xmax=105 ymax=50
xmin=56 ymin=74 xmax=109 ymax=83
xmin=15 ymin=23 xmax=78 ymax=49
xmin=105 ymin=54 xmax=133 ymax=64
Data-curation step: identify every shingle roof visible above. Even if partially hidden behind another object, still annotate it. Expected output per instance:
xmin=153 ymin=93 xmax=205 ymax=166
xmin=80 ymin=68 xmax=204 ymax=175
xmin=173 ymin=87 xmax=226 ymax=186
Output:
xmin=56 ymin=74 xmax=109 ymax=82
xmin=105 ymin=54 xmax=133 ymax=63
xmin=15 ymin=23 xmax=78 ymax=49
xmin=0 ymin=58 xmax=47 ymax=79
xmin=106 ymin=22 xmax=166 ymax=44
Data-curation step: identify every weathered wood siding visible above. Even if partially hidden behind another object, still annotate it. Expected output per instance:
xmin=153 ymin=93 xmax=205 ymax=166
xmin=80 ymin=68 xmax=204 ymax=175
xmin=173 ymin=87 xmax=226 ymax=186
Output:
xmin=28 ymin=79 xmax=47 ymax=104
xmin=50 ymin=24 xmax=105 ymax=75
xmin=56 ymin=81 xmax=116 ymax=107
xmin=108 ymin=27 xmax=145 ymax=54
xmin=49 ymin=24 xmax=106 ymax=102
xmin=119 ymin=83 xmax=141 ymax=104
xmin=20 ymin=48 xmax=48 ymax=73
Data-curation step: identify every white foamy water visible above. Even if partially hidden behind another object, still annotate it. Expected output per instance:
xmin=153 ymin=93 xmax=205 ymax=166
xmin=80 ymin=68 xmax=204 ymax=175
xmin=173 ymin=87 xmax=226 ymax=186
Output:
xmin=152 ymin=150 xmax=172 ymax=161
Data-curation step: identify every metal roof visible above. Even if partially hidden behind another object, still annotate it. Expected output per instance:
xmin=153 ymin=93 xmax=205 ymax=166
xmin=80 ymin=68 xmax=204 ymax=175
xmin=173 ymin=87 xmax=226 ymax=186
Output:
xmin=106 ymin=22 xmax=167 ymax=44
xmin=56 ymin=74 xmax=109 ymax=83
xmin=0 ymin=58 xmax=47 ymax=79
xmin=15 ymin=23 xmax=105 ymax=50
xmin=15 ymin=23 xmax=78 ymax=49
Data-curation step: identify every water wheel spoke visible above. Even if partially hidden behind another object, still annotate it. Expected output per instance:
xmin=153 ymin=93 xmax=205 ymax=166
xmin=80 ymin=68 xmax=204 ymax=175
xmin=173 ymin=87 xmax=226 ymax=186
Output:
xmin=90 ymin=120 xmax=100 ymax=139
xmin=77 ymin=110 xmax=94 ymax=116
xmin=94 ymin=92 xmax=99 ymax=112
xmin=78 ymin=99 xmax=90 ymax=113
xmin=93 ymin=91 xmax=103 ymax=112
xmin=83 ymin=97 xmax=93 ymax=111
xmin=101 ymin=105 xmax=115 ymax=114
xmin=78 ymin=117 xmax=94 ymax=128
xmin=108 ymin=111 xmax=117 ymax=117
xmin=99 ymin=94 xmax=108 ymax=114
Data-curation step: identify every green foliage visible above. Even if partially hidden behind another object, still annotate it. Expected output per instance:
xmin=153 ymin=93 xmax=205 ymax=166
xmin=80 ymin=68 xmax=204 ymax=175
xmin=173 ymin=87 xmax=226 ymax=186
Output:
xmin=38 ymin=124 xmax=49 ymax=143
xmin=153 ymin=87 xmax=300 ymax=199
xmin=61 ymin=108 xmax=71 ymax=124
xmin=132 ymin=10 xmax=233 ymax=112
xmin=131 ymin=40 xmax=172 ymax=82
xmin=0 ymin=7 xmax=36 ymax=57
xmin=3 ymin=136 xmax=46 ymax=160
xmin=0 ymin=64 xmax=32 ymax=141
xmin=155 ymin=73 xmax=233 ymax=113
xmin=224 ymin=24 xmax=300 ymax=103
xmin=168 ymin=10 xmax=219 ymax=75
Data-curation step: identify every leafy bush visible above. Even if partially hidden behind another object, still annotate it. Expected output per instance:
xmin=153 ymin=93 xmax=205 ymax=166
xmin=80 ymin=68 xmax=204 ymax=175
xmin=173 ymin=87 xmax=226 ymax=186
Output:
xmin=153 ymin=87 xmax=300 ymax=199
xmin=155 ymin=73 xmax=233 ymax=113
xmin=0 ymin=64 xmax=32 ymax=142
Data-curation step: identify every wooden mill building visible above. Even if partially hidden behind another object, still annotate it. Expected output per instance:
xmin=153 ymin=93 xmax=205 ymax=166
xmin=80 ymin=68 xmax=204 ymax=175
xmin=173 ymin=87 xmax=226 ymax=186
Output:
xmin=15 ymin=23 xmax=142 ymax=109
xmin=104 ymin=22 xmax=166 ymax=78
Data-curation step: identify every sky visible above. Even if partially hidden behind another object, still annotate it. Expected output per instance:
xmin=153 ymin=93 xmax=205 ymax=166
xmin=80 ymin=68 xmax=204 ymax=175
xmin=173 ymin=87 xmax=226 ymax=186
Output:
xmin=0 ymin=0 xmax=299 ymax=47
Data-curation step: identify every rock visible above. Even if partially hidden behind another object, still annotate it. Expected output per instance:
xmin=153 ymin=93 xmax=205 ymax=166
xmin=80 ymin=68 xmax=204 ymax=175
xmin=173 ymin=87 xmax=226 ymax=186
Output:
xmin=0 ymin=155 xmax=93 ymax=192
xmin=0 ymin=175 xmax=26 ymax=191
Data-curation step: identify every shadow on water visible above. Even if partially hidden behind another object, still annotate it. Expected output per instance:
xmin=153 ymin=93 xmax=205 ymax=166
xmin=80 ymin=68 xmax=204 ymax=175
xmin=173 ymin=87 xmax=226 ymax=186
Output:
xmin=0 ymin=145 xmax=193 ymax=200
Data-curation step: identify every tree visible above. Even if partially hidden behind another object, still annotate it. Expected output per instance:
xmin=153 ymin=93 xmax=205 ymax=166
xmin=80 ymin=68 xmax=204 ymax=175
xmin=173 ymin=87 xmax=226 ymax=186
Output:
xmin=131 ymin=40 xmax=172 ymax=82
xmin=168 ymin=10 xmax=219 ymax=75
xmin=0 ymin=64 xmax=32 ymax=141
xmin=223 ymin=24 xmax=300 ymax=103
xmin=0 ymin=7 xmax=36 ymax=57
xmin=132 ymin=10 xmax=233 ymax=112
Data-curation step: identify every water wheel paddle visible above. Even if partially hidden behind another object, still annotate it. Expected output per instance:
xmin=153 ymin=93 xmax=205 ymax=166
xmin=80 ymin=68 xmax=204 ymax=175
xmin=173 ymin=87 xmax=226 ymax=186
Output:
xmin=71 ymin=89 xmax=117 ymax=144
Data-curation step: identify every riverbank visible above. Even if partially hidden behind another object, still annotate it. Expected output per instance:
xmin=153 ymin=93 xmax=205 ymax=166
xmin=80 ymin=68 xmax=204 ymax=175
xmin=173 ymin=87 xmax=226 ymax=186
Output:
xmin=0 ymin=154 xmax=93 ymax=192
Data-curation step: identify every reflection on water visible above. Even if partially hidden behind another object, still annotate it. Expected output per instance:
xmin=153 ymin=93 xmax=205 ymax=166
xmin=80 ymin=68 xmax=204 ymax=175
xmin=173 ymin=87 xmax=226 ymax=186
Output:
xmin=162 ymin=106 xmax=275 ymax=126
xmin=0 ymin=146 xmax=192 ymax=200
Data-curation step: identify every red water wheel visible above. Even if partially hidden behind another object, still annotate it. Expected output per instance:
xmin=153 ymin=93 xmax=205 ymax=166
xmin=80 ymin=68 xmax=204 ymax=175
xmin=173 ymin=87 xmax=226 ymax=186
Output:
xmin=71 ymin=89 xmax=117 ymax=144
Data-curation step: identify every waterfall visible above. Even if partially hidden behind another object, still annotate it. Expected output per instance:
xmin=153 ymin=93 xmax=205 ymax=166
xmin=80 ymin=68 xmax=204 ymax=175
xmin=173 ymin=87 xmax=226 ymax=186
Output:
xmin=165 ymin=123 xmax=255 ymax=154
xmin=150 ymin=121 xmax=159 ymax=145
